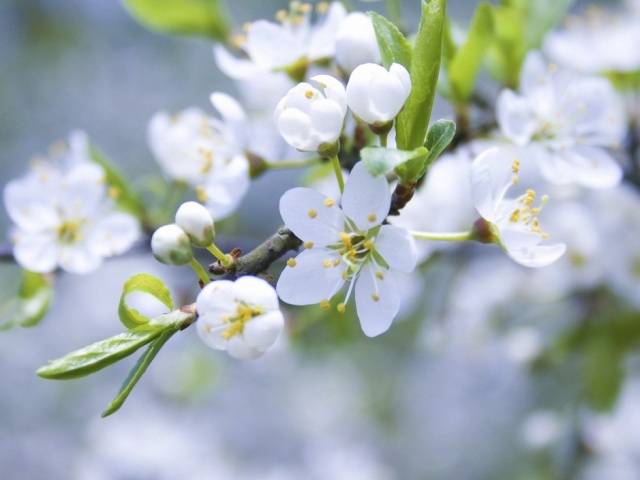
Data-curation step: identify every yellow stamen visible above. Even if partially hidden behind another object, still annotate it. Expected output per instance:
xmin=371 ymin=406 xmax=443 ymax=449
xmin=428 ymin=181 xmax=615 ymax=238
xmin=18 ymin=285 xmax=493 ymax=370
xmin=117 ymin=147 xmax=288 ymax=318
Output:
xmin=196 ymin=186 xmax=208 ymax=203
xmin=371 ymin=293 xmax=380 ymax=302
xmin=337 ymin=303 xmax=346 ymax=313
xmin=287 ymin=258 xmax=297 ymax=268
xmin=320 ymin=299 xmax=331 ymax=310
xmin=304 ymin=241 xmax=314 ymax=249
xmin=323 ymin=198 xmax=335 ymax=207
xmin=307 ymin=209 xmax=317 ymax=218
xmin=367 ymin=213 xmax=377 ymax=223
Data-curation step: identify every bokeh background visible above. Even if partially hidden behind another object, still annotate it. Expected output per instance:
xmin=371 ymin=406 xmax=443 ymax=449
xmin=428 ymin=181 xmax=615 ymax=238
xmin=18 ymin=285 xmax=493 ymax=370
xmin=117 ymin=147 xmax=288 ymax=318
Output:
xmin=2 ymin=1 xmax=639 ymax=479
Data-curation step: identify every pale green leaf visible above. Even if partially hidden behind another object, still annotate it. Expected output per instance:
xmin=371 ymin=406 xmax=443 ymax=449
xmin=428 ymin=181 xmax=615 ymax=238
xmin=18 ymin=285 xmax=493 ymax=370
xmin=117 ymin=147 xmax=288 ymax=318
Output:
xmin=395 ymin=0 xmax=446 ymax=150
xmin=0 ymin=270 xmax=53 ymax=331
xmin=369 ymin=11 xmax=412 ymax=69
xmin=118 ymin=273 xmax=174 ymax=329
xmin=361 ymin=146 xmax=428 ymax=177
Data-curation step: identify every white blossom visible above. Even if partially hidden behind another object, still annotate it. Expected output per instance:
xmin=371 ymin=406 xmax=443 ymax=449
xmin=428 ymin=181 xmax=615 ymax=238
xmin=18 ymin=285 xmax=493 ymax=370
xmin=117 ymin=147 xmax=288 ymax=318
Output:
xmin=147 ymin=93 xmax=250 ymax=220
xmin=471 ymin=147 xmax=566 ymax=268
xmin=213 ymin=2 xmax=346 ymax=77
xmin=274 ymin=75 xmax=347 ymax=152
xmin=346 ymin=63 xmax=411 ymax=125
xmin=4 ymin=139 xmax=140 ymax=274
xmin=276 ymin=161 xmax=417 ymax=337
xmin=151 ymin=224 xmax=192 ymax=265
xmin=196 ymin=276 xmax=284 ymax=359
xmin=335 ymin=12 xmax=381 ymax=74
xmin=496 ymin=51 xmax=625 ymax=189
xmin=174 ymin=201 xmax=214 ymax=247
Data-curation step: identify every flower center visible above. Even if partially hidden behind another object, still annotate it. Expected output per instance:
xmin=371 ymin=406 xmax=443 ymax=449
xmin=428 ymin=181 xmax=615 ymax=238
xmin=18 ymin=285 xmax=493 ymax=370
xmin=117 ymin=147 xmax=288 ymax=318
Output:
xmin=220 ymin=302 xmax=264 ymax=340
xmin=56 ymin=220 xmax=82 ymax=245
xmin=508 ymin=188 xmax=550 ymax=239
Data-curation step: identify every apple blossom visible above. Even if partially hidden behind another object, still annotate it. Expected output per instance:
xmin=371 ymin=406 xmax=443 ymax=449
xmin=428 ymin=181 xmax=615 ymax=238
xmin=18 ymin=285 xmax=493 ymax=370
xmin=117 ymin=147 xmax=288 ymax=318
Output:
xmin=274 ymin=74 xmax=347 ymax=153
xmin=496 ymin=51 xmax=625 ymax=189
xmin=4 ymin=149 xmax=140 ymax=274
xmin=196 ymin=276 xmax=284 ymax=359
xmin=471 ymin=147 xmax=566 ymax=268
xmin=335 ymin=12 xmax=381 ymax=73
xmin=175 ymin=201 xmax=215 ymax=247
xmin=346 ymin=63 xmax=411 ymax=127
xmin=276 ymin=161 xmax=417 ymax=337
xmin=147 ymin=92 xmax=251 ymax=220
xmin=151 ymin=224 xmax=193 ymax=266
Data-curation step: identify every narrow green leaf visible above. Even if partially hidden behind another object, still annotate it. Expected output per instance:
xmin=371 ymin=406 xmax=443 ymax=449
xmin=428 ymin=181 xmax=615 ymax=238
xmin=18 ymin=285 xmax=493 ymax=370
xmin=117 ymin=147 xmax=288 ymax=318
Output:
xmin=90 ymin=147 xmax=147 ymax=221
xmin=37 ymin=326 xmax=164 ymax=380
xmin=448 ymin=2 xmax=494 ymax=101
xmin=361 ymin=146 xmax=428 ymax=177
xmin=486 ymin=5 xmax=526 ymax=87
xmin=0 ymin=270 xmax=53 ymax=331
xmin=123 ymin=0 xmax=229 ymax=41
xmin=424 ymin=119 xmax=456 ymax=165
xmin=118 ymin=273 xmax=174 ymax=329
xmin=584 ymin=337 xmax=624 ymax=412
xmin=369 ymin=11 xmax=412 ymax=69
xmin=102 ymin=329 xmax=176 ymax=417
xmin=395 ymin=0 xmax=446 ymax=150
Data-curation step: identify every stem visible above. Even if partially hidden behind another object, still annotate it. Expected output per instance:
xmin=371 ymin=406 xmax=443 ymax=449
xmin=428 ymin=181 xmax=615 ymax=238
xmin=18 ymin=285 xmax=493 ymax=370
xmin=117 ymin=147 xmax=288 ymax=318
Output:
xmin=264 ymin=157 xmax=322 ymax=170
xmin=189 ymin=259 xmax=210 ymax=285
xmin=330 ymin=155 xmax=345 ymax=193
xmin=411 ymin=230 xmax=472 ymax=242
xmin=379 ymin=132 xmax=388 ymax=148
xmin=206 ymin=243 xmax=232 ymax=268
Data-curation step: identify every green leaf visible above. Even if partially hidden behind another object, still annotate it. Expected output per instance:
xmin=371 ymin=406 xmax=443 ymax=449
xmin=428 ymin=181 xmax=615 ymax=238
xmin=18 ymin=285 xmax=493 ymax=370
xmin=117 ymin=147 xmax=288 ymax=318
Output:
xmin=504 ymin=0 xmax=574 ymax=49
xmin=37 ymin=326 xmax=165 ymax=380
xmin=0 ymin=270 xmax=53 ymax=331
xmin=118 ymin=274 xmax=174 ymax=329
xmin=102 ymin=328 xmax=176 ymax=417
xmin=361 ymin=146 xmax=428 ymax=177
xmin=369 ymin=11 xmax=412 ymax=69
xmin=486 ymin=5 xmax=526 ymax=88
xmin=123 ymin=0 xmax=229 ymax=41
xmin=90 ymin=147 xmax=147 ymax=221
xmin=447 ymin=2 xmax=494 ymax=101
xmin=424 ymin=119 xmax=456 ymax=165
xmin=395 ymin=0 xmax=446 ymax=150
xmin=584 ymin=337 xmax=624 ymax=412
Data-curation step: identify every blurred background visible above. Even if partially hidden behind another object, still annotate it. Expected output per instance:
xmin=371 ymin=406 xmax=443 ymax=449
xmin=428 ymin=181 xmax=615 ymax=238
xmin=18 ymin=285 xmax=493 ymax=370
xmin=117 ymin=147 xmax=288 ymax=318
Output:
xmin=2 ymin=0 xmax=640 ymax=479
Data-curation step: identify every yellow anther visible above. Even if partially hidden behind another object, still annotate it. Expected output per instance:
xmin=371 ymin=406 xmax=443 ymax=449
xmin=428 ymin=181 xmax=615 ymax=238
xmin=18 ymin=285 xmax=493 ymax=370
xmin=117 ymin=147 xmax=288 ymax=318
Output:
xmin=509 ymin=209 xmax=521 ymax=223
xmin=196 ymin=185 xmax=208 ymax=203
xmin=367 ymin=213 xmax=377 ymax=223
xmin=275 ymin=9 xmax=287 ymax=22
xmin=323 ymin=198 xmax=335 ymax=207
xmin=305 ymin=89 xmax=314 ymax=99
xmin=333 ymin=258 xmax=341 ymax=267
xmin=511 ymin=158 xmax=520 ymax=184
xmin=337 ymin=303 xmax=346 ymax=314
xmin=304 ymin=241 xmax=314 ymax=249
xmin=108 ymin=186 xmax=121 ymax=199
xmin=242 ymin=22 xmax=252 ymax=32
xmin=322 ymin=259 xmax=333 ymax=268
xmin=320 ymin=300 xmax=331 ymax=310
xmin=371 ymin=293 xmax=380 ymax=302
xmin=231 ymin=34 xmax=247 ymax=48
xmin=307 ymin=209 xmax=317 ymax=218
xmin=316 ymin=1 xmax=329 ymax=13
xmin=363 ymin=240 xmax=374 ymax=251
xmin=340 ymin=232 xmax=352 ymax=248
xmin=287 ymin=258 xmax=297 ymax=268
xmin=375 ymin=271 xmax=384 ymax=280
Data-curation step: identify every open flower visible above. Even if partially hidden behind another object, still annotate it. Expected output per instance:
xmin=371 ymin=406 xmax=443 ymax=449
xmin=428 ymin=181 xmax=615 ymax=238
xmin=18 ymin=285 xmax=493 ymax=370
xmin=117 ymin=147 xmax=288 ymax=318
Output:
xmin=196 ymin=276 xmax=285 ymax=359
xmin=496 ymin=51 xmax=625 ymax=189
xmin=471 ymin=147 xmax=566 ymax=268
xmin=335 ymin=12 xmax=381 ymax=73
xmin=4 ymin=156 xmax=140 ymax=274
xmin=274 ymin=75 xmax=347 ymax=152
xmin=276 ymin=161 xmax=417 ymax=337
xmin=346 ymin=63 xmax=411 ymax=126
xmin=147 ymin=93 xmax=250 ymax=220
xmin=213 ymin=2 xmax=346 ymax=79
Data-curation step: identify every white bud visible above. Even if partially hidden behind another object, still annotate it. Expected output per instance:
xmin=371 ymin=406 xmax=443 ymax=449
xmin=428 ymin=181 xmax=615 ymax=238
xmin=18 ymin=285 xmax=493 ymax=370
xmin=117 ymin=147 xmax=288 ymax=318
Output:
xmin=175 ymin=201 xmax=215 ymax=247
xmin=346 ymin=63 xmax=411 ymax=125
xmin=151 ymin=224 xmax=193 ymax=265
xmin=335 ymin=13 xmax=381 ymax=73
xmin=274 ymin=75 xmax=347 ymax=153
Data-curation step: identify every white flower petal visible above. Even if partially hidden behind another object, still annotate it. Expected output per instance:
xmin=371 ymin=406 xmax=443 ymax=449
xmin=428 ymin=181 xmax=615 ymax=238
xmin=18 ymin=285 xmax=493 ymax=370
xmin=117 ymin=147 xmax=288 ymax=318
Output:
xmin=506 ymin=242 xmax=567 ymax=268
xmin=243 ymin=311 xmax=284 ymax=350
xmin=58 ymin=243 xmax=102 ymax=274
xmin=374 ymin=225 xmax=417 ymax=273
xmin=196 ymin=280 xmax=236 ymax=318
xmin=12 ymin=231 xmax=58 ymax=273
xmin=279 ymin=187 xmax=345 ymax=245
xmin=308 ymin=1 xmax=347 ymax=60
xmin=210 ymin=92 xmax=246 ymax=126
xmin=355 ymin=263 xmax=400 ymax=337
xmin=471 ymin=147 xmax=518 ymax=222
xmin=88 ymin=213 xmax=140 ymax=257
xmin=276 ymin=248 xmax=346 ymax=305
xmin=341 ymin=161 xmax=390 ymax=231
xmin=233 ymin=276 xmax=279 ymax=311
xmin=227 ymin=335 xmax=261 ymax=359
xmin=213 ymin=44 xmax=261 ymax=79
xmin=3 ymin=176 xmax=59 ymax=232
xmin=202 ymin=155 xmax=250 ymax=220
xmin=368 ymin=71 xmax=408 ymax=122
xmin=197 ymin=317 xmax=228 ymax=351
xmin=276 ymin=108 xmax=313 ymax=150
xmin=245 ymin=20 xmax=302 ymax=69
xmin=310 ymin=74 xmax=347 ymax=113
xmin=309 ymin=98 xmax=345 ymax=144
xmin=497 ymin=89 xmax=536 ymax=146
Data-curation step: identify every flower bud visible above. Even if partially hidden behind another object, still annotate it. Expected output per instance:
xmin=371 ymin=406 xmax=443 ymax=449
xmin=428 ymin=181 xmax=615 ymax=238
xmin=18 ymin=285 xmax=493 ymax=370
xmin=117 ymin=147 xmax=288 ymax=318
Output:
xmin=175 ymin=201 xmax=215 ymax=247
xmin=274 ymin=74 xmax=347 ymax=153
xmin=346 ymin=63 xmax=411 ymax=126
xmin=151 ymin=224 xmax=193 ymax=265
xmin=335 ymin=13 xmax=381 ymax=74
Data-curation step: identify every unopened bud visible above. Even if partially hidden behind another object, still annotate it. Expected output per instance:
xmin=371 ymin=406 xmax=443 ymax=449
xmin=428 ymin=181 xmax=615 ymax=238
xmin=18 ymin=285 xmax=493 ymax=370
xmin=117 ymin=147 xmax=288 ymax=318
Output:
xmin=151 ymin=224 xmax=193 ymax=265
xmin=175 ymin=201 xmax=215 ymax=247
